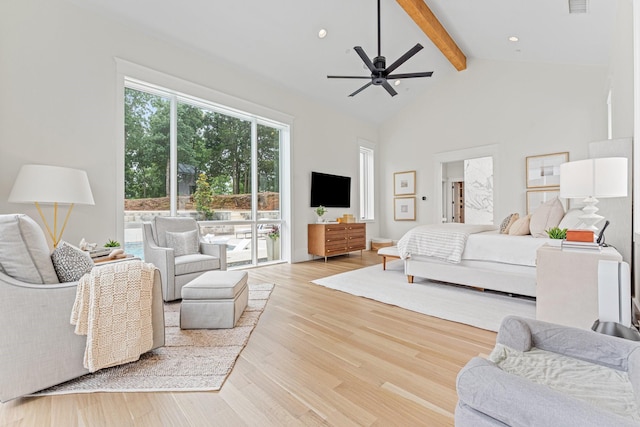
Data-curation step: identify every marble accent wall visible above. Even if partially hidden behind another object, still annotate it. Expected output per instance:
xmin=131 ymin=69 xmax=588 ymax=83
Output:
xmin=464 ymin=157 xmax=494 ymax=224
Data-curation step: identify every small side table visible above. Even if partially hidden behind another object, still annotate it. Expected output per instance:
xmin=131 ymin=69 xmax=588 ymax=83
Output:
xmin=536 ymin=244 xmax=622 ymax=329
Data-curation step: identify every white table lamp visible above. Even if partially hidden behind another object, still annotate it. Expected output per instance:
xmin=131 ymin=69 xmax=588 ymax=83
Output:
xmin=8 ymin=164 xmax=95 ymax=247
xmin=559 ymin=157 xmax=628 ymax=230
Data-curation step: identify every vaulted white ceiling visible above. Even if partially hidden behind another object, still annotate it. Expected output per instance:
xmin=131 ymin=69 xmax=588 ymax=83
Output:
xmin=66 ymin=0 xmax=617 ymax=123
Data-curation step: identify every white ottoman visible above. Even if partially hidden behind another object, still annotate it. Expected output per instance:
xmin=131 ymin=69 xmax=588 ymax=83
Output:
xmin=180 ymin=270 xmax=249 ymax=329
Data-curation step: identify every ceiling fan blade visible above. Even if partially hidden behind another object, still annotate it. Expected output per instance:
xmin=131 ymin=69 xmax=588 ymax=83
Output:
xmin=354 ymin=46 xmax=377 ymax=72
xmin=381 ymin=81 xmax=398 ymax=97
xmin=348 ymin=82 xmax=373 ymax=97
xmin=385 ymin=44 xmax=424 ymax=75
xmin=387 ymin=71 xmax=434 ymax=79
xmin=327 ymin=75 xmax=372 ymax=79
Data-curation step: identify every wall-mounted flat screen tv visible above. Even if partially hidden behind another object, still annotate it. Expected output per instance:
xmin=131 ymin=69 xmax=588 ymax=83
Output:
xmin=310 ymin=171 xmax=351 ymax=208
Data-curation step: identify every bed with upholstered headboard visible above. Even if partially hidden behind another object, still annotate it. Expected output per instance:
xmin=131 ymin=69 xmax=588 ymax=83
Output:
xmin=399 ymin=198 xmax=583 ymax=298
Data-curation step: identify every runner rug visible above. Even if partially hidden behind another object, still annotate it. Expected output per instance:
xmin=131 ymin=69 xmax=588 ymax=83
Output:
xmin=33 ymin=283 xmax=274 ymax=395
xmin=311 ymin=260 xmax=534 ymax=332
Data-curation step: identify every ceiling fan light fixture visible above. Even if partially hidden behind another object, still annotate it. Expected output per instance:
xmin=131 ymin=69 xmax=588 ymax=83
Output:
xmin=318 ymin=28 xmax=327 ymax=39
xmin=326 ymin=0 xmax=432 ymax=97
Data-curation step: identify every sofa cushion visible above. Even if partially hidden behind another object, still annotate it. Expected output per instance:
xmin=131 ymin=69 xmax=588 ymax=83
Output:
xmin=0 ymin=214 xmax=59 ymax=284
xmin=499 ymin=213 xmax=519 ymax=234
xmin=174 ymin=254 xmax=221 ymax=276
xmin=529 ymin=198 xmax=565 ymax=238
xmin=51 ymin=241 xmax=94 ymax=282
xmin=508 ymin=214 xmax=531 ymax=236
xmin=165 ymin=230 xmax=199 ymax=257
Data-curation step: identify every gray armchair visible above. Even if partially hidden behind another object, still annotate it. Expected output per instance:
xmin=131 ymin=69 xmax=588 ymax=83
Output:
xmin=142 ymin=216 xmax=227 ymax=301
xmin=0 ymin=214 xmax=165 ymax=402
xmin=456 ymin=316 xmax=640 ymax=426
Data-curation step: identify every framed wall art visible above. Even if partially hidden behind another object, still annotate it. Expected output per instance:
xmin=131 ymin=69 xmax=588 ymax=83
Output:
xmin=394 ymin=170 xmax=416 ymax=196
xmin=394 ymin=197 xmax=416 ymax=221
xmin=526 ymin=152 xmax=569 ymax=189
xmin=526 ymin=189 xmax=567 ymax=214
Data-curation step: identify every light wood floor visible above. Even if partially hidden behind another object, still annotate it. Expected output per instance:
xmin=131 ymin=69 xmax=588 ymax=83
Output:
xmin=0 ymin=251 xmax=497 ymax=426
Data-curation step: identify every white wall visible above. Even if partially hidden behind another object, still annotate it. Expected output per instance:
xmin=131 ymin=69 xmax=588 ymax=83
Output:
xmin=0 ymin=0 xmax=378 ymax=263
xmin=378 ymin=58 xmax=609 ymax=240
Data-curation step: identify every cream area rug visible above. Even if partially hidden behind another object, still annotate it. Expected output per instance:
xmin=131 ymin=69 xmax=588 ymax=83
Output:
xmin=33 ymin=283 xmax=273 ymax=395
xmin=311 ymin=260 xmax=535 ymax=332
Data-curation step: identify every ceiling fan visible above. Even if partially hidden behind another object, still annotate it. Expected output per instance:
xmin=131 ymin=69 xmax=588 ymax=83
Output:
xmin=327 ymin=0 xmax=433 ymax=97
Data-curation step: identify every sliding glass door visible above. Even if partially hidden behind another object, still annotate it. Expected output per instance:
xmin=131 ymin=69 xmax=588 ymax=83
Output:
xmin=123 ymin=81 xmax=284 ymax=267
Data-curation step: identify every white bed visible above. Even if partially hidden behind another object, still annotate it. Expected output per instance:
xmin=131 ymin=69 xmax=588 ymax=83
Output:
xmin=399 ymin=224 xmax=551 ymax=297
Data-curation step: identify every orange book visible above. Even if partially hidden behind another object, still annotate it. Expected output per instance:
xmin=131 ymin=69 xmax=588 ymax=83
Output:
xmin=566 ymin=229 xmax=595 ymax=242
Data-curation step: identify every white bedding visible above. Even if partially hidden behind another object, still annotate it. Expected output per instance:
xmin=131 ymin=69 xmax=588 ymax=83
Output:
xmin=397 ymin=223 xmax=497 ymax=263
xmin=463 ymin=230 xmax=551 ymax=267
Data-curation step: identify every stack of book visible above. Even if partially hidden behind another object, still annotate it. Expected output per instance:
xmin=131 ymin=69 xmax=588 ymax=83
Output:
xmin=561 ymin=240 xmax=601 ymax=252
xmin=88 ymin=247 xmax=113 ymax=258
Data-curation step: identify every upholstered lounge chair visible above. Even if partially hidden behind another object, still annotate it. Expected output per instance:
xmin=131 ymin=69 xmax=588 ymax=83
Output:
xmin=142 ymin=216 xmax=227 ymax=301
xmin=0 ymin=214 xmax=165 ymax=402
xmin=456 ymin=316 xmax=640 ymax=427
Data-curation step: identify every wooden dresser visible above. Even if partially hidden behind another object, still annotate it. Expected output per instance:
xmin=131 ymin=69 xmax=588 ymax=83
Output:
xmin=308 ymin=223 xmax=366 ymax=261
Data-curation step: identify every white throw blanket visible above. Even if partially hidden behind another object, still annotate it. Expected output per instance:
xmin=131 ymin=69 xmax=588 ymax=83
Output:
xmin=71 ymin=261 xmax=155 ymax=372
xmin=490 ymin=344 xmax=640 ymax=421
xmin=397 ymin=223 xmax=496 ymax=263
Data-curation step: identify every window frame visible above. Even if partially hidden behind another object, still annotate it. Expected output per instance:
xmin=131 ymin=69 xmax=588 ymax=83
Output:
xmin=116 ymin=59 xmax=292 ymax=265
xmin=359 ymin=141 xmax=375 ymax=221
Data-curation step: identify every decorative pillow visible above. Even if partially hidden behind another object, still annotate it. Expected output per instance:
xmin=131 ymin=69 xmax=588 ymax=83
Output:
xmin=165 ymin=230 xmax=199 ymax=257
xmin=529 ymin=198 xmax=565 ymax=238
xmin=558 ymin=208 xmax=585 ymax=230
xmin=509 ymin=214 xmax=532 ymax=236
xmin=51 ymin=241 xmax=94 ymax=282
xmin=0 ymin=214 xmax=59 ymax=284
xmin=499 ymin=213 xmax=520 ymax=234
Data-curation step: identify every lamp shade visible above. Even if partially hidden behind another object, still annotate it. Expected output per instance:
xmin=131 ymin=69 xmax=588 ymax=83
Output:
xmin=560 ymin=158 xmax=628 ymax=199
xmin=8 ymin=164 xmax=94 ymax=205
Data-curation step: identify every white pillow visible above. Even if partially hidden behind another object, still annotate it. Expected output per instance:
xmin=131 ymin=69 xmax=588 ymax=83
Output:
xmin=509 ymin=215 xmax=531 ymax=236
xmin=499 ymin=213 xmax=520 ymax=234
xmin=558 ymin=208 xmax=586 ymax=230
xmin=529 ymin=198 xmax=565 ymax=238
xmin=165 ymin=230 xmax=199 ymax=257
xmin=0 ymin=214 xmax=59 ymax=284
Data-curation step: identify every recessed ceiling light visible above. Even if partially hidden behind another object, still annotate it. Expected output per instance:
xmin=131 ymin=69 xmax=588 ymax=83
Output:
xmin=508 ymin=36 xmax=519 ymax=42
xmin=318 ymin=29 xmax=327 ymax=39
xmin=394 ymin=80 xmax=401 ymax=86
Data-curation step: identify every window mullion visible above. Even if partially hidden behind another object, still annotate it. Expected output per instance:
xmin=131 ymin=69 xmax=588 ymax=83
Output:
xmin=170 ymin=95 xmax=178 ymax=216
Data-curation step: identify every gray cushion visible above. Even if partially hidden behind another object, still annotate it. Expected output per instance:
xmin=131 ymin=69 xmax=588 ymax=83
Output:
xmin=153 ymin=216 xmax=199 ymax=247
xmin=181 ymin=271 xmax=248 ymax=300
xmin=165 ymin=230 xmax=199 ymax=257
xmin=51 ymin=241 xmax=94 ymax=282
xmin=174 ymin=254 xmax=221 ymax=276
xmin=0 ymin=214 xmax=59 ymax=284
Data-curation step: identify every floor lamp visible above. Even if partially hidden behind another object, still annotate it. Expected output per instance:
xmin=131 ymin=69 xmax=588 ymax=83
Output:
xmin=8 ymin=164 xmax=95 ymax=247
xmin=559 ymin=157 xmax=628 ymax=231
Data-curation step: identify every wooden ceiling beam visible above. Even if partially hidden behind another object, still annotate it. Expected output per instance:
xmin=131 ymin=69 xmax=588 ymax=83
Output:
xmin=396 ymin=0 xmax=467 ymax=71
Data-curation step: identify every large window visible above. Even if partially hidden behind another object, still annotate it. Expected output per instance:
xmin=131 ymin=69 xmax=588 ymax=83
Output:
xmin=123 ymin=79 xmax=285 ymax=268
xmin=359 ymin=143 xmax=375 ymax=221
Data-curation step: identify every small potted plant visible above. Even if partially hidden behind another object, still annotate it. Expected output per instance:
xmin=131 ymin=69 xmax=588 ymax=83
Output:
xmin=104 ymin=239 xmax=121 ymax=248
xmin=315 ymin=205 xmax=327 ymax=223
xmin=545 ymin=227 xmax=567 ymax=246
